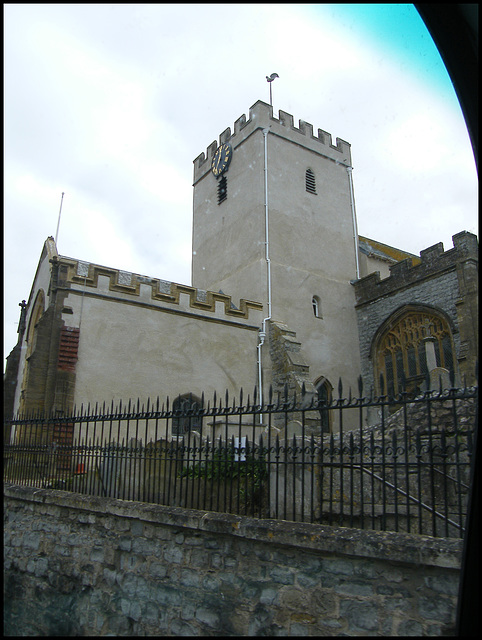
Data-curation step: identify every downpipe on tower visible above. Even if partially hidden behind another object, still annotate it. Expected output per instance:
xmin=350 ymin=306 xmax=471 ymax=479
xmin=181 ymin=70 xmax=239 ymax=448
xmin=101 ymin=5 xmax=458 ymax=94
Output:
xmin=257 ymin=128 xmax=271 ymax=422
xmin=346 ymin=165 xmax=360 ymax=280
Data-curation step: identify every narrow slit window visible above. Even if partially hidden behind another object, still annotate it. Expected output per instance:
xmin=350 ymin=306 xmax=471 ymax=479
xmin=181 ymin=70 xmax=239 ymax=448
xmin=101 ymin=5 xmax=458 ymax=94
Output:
xmin=305 ymin=168 xmax=317 ymax=194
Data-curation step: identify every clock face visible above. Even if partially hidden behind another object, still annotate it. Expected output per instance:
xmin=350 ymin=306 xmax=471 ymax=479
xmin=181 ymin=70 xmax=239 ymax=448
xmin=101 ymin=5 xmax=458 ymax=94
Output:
xmin=211 ymin=143 xmax=232 ymax=177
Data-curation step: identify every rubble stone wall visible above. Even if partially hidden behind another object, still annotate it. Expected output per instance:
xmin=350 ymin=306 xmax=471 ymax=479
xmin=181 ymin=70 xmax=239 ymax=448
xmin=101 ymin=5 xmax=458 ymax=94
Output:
xmin=4 ymin=484 xmax=461 ymax=636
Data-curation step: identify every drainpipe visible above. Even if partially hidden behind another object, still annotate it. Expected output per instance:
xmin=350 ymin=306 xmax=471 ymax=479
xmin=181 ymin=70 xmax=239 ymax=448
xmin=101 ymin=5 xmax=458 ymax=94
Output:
xmin=347 ymin=166 xmax=360 ymax=280
xmin=257 ymin=128 xmax=272 ymax=422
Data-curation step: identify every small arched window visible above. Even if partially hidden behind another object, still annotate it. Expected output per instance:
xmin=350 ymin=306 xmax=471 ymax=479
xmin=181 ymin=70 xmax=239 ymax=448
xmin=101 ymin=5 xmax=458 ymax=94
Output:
xmin=315 ymin=378 xmax=332 ymax=433
xmin=172 ymin=394 xmax=202 ymax=436
xmin=305 ymin=168 xmax=317 ymax=194
xmin=312 ymin=295 xmax=322 ymax=318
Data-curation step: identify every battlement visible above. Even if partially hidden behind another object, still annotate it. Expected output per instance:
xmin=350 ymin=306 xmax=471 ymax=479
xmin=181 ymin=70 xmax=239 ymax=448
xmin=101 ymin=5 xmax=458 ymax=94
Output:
xmin=58 ymin=257 xmax=263 ymax=324
xmin=353 ymin=231 xmax=478 ymax=306
xmin=193 ymin=100 xmax=352 ymax=182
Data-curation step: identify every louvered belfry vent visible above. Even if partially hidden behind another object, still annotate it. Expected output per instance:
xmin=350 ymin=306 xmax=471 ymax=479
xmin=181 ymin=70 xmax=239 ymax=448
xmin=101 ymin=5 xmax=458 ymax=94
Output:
xmin=305 ymin=168 xmax=317 ymax=194
xmin=217 ymin=176 xmax=227 ymax=204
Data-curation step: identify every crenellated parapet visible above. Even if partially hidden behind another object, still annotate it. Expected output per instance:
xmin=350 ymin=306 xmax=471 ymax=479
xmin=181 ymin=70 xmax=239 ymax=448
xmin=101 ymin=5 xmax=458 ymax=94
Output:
xmin=193 ymin=100 xmax=352 ymax=183
xmin=353 ymin=231 xmax=478 ymax=306
xmin=57 ymin=257 xmax=263 ymax=323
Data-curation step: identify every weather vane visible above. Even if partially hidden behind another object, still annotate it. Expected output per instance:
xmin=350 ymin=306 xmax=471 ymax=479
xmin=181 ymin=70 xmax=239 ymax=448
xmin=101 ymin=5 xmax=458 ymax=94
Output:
xmin=266 ymin=73 xmax=279 ymax=107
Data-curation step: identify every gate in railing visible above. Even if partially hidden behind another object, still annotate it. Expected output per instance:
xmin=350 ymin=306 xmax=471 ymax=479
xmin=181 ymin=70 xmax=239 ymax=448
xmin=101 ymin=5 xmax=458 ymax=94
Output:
xmin=4 ymin=379 xmax=477 ymax=538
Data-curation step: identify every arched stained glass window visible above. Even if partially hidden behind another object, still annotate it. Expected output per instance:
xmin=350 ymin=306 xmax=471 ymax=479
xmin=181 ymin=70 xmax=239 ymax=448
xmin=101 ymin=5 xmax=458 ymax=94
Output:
xmin=374 ymin=308 xmax=456 ymax=396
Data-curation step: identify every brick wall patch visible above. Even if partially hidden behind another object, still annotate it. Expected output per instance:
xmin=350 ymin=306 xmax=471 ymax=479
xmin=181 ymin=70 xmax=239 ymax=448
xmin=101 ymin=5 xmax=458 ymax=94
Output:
xmin=57 ymin=327 xmax=80 ymax=372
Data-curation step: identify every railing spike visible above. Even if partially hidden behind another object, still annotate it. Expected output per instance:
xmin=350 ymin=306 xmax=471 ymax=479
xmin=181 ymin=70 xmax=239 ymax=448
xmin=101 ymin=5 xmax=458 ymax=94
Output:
xmin=358 ymin=375 xmax=363 ymax=396
xmin=338 ymin=377 xmax=343 ymax=398
xmin=449 ymin=367 xmax=455 ymax=388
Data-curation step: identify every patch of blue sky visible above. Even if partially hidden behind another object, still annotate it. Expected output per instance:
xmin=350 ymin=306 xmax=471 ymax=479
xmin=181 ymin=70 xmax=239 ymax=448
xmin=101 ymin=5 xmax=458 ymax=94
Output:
xmin=304 ymin=4 xmax=458 ymax=102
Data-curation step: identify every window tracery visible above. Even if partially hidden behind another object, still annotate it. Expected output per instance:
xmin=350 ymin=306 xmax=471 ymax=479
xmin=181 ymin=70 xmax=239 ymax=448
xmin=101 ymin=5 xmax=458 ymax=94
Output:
xmin=375 ymin=309 xmax=455 ymax=396
xmin=172 ymin=394 xmax=202 ymax=436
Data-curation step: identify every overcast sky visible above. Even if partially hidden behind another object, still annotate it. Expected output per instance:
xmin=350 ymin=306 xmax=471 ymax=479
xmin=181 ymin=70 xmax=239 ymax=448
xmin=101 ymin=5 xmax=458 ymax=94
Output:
xmin=4 ymin=4 xmax=478 ymax=364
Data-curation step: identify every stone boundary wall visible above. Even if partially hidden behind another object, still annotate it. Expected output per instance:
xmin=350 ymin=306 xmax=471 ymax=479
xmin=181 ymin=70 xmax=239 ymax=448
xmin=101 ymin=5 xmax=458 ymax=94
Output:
xmin=4 ymin=484 xmax=462 ymax=636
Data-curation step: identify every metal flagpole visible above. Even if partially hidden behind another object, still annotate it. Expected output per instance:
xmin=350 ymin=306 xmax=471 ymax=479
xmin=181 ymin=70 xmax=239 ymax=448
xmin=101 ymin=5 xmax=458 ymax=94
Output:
xmin=55 ymin=192 xmax=65 ymax=246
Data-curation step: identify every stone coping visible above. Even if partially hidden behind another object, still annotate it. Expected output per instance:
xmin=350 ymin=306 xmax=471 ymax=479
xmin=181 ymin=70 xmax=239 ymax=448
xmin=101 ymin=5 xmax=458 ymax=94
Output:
xmin=4 ymin=484 xmax=462 ymax=570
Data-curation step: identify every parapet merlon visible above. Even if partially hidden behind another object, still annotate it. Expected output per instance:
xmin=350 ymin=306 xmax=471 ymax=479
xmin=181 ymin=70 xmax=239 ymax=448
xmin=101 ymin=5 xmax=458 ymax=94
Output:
xmin=193 ymin=100 xmax=352 ymax=179
xmin=58 ymin=255 xmax=263 ymax=322
xmin=353 ymin=231 xmax=478 ymax=305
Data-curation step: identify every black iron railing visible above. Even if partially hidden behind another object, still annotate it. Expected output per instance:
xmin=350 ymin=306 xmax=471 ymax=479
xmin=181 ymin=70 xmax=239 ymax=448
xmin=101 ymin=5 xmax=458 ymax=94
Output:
xmin=3 ymin=380 xmax=477 ymax=538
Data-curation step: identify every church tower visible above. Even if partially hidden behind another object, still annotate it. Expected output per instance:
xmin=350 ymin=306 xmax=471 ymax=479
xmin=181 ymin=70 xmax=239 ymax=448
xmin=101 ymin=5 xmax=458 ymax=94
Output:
xmin=192 ymin=100 xmax=362 ymax=399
